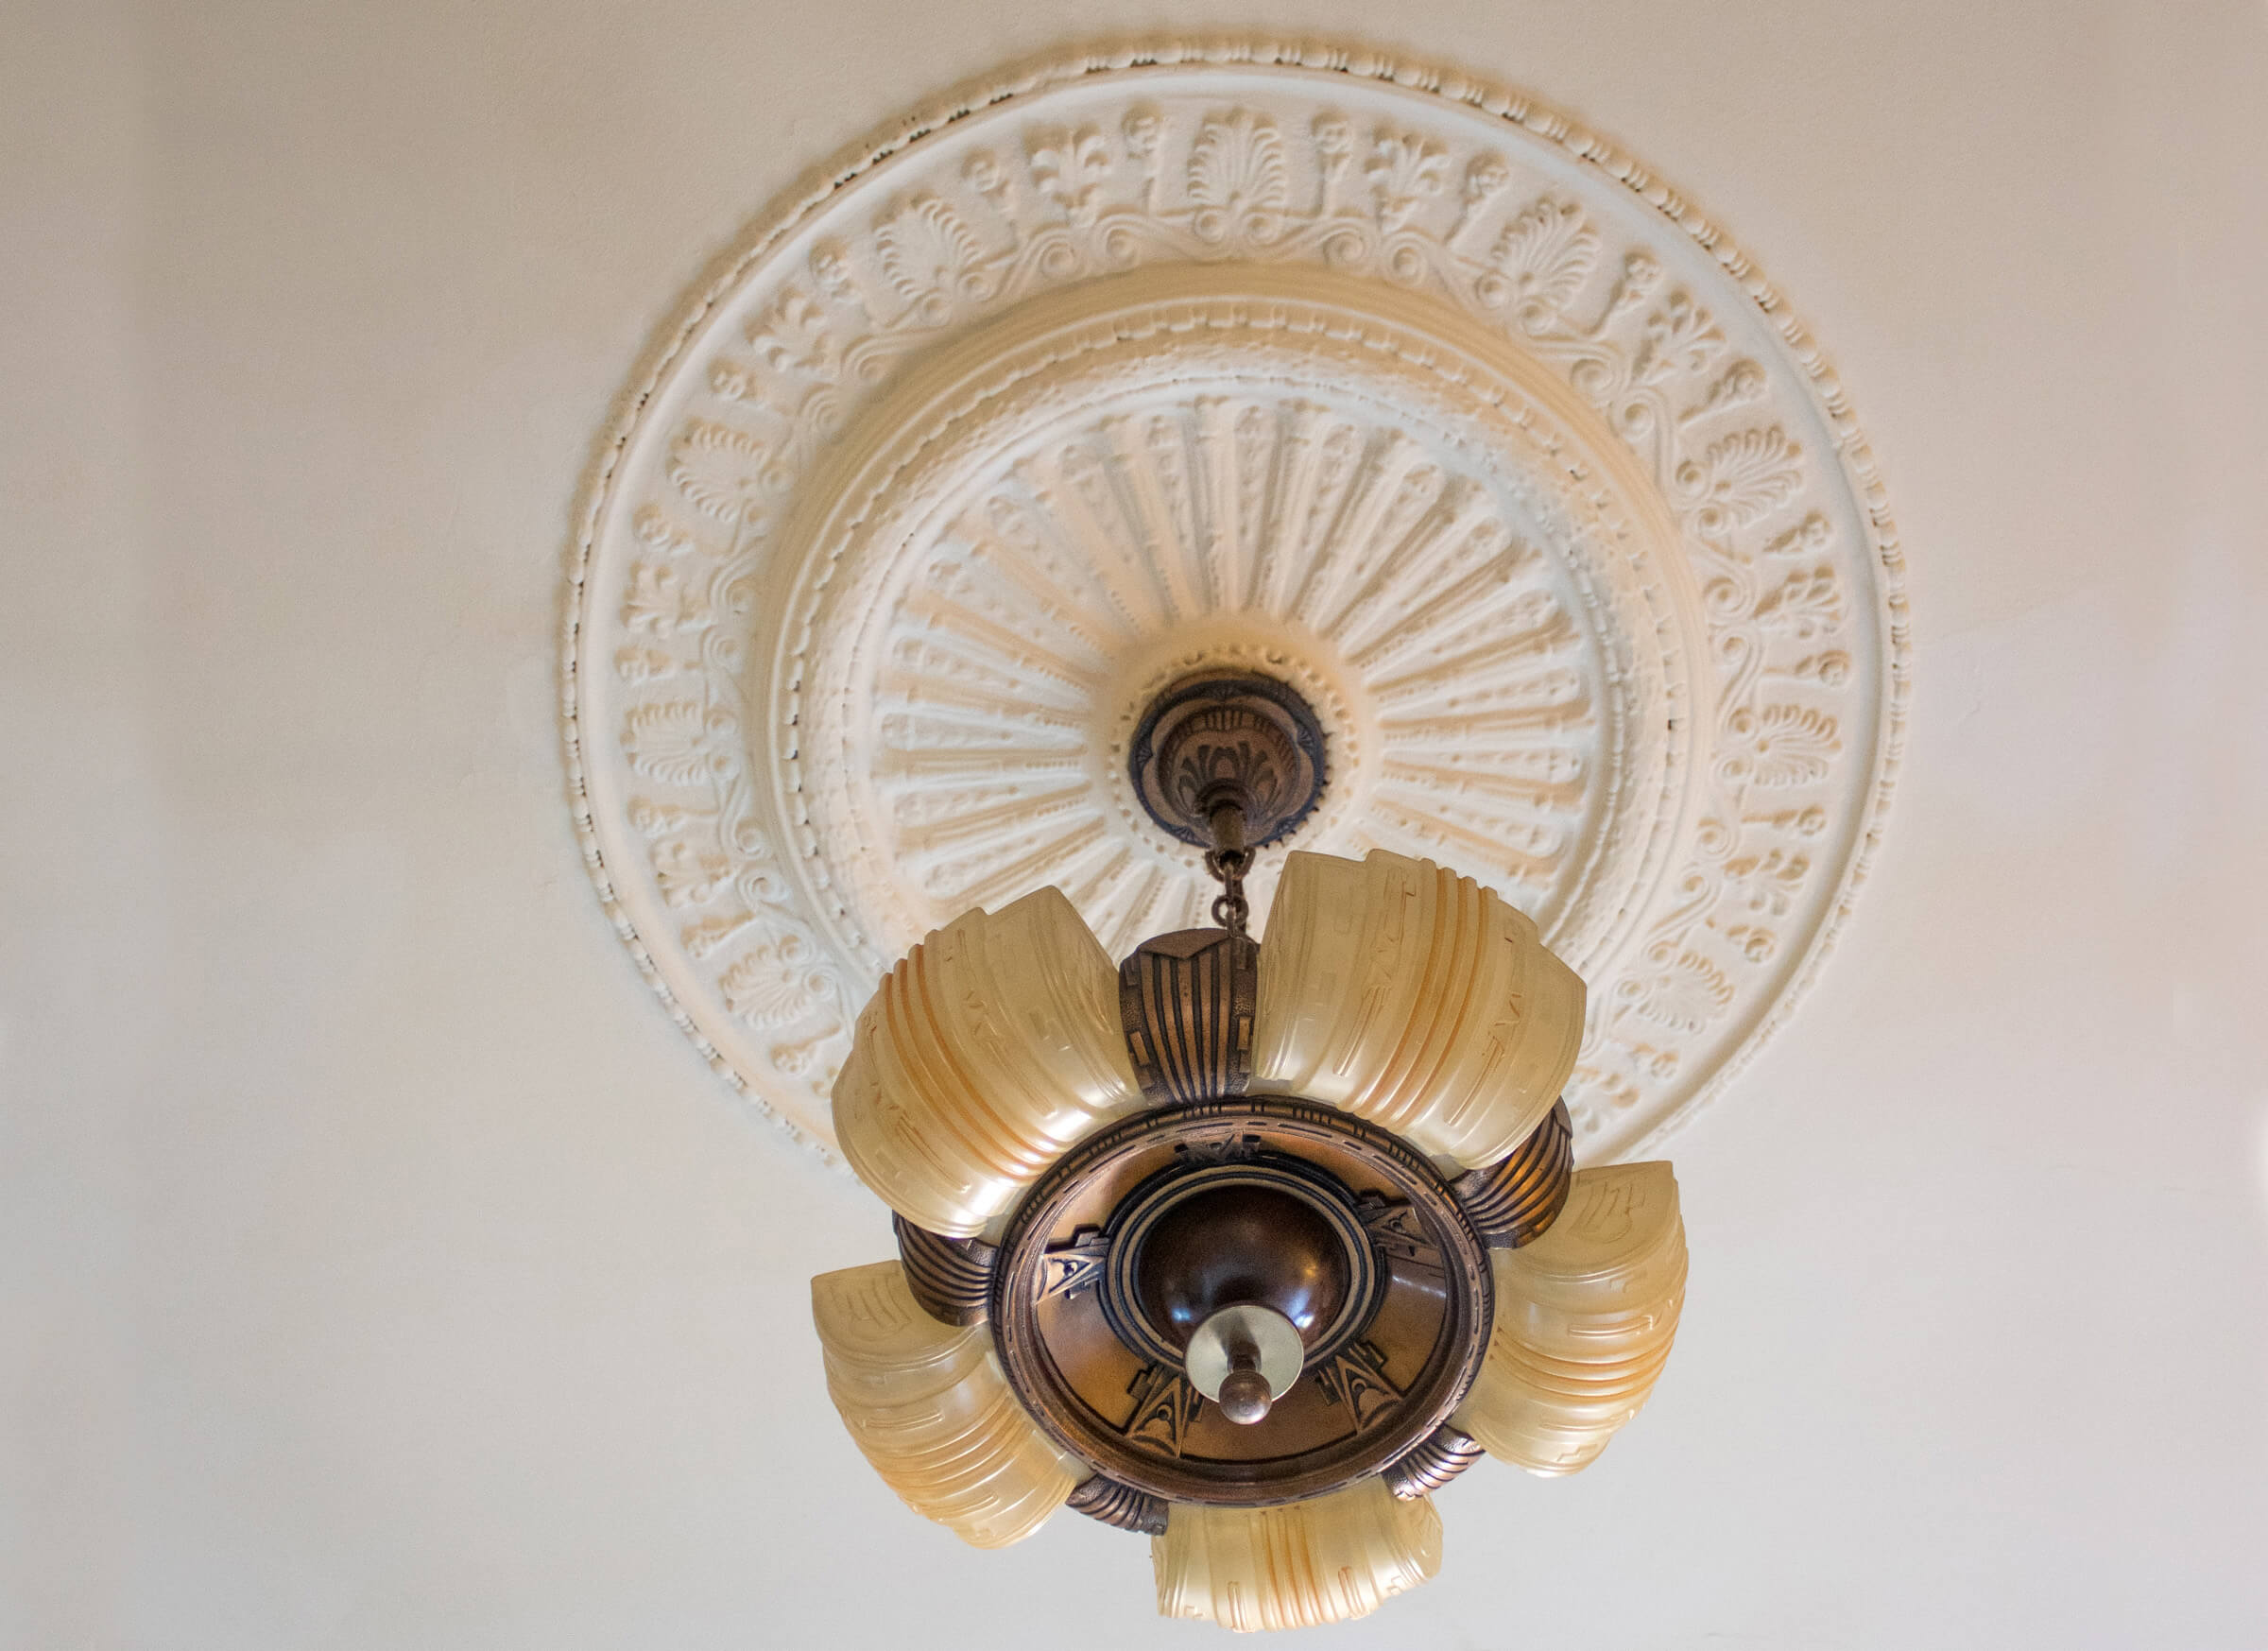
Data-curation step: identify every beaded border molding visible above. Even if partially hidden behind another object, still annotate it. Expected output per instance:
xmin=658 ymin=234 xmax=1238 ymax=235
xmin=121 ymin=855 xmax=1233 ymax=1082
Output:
xmin=560 ymin=36 xmax=1909 ymax=1163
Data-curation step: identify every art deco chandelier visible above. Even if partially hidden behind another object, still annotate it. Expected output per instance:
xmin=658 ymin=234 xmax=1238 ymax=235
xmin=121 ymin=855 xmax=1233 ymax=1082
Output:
xmin=811 ymin=672 xmax=1686 ymax=1632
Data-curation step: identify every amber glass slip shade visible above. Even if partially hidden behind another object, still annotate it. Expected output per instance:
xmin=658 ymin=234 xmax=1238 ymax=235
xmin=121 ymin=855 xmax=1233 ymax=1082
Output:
xmin=1455 ymin=1161 xmax=1687 ymax=1476
xmin=811 ymin=1260 xmax=1083 ymax=1546
xmin=1251 ymin=851 xmax=1586 ymax=1167
xmin=1154 ymin=1477 xmax=1444 ymax=1631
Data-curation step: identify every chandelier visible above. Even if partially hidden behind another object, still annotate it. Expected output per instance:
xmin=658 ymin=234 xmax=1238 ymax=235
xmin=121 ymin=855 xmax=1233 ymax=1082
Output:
xmin=810 ymin=671 xmax=1686 ymax=1632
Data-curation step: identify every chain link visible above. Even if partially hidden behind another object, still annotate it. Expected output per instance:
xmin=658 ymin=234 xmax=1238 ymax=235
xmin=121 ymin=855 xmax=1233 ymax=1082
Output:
xmin=1205 ymin=844 xmax=1251 ymax=937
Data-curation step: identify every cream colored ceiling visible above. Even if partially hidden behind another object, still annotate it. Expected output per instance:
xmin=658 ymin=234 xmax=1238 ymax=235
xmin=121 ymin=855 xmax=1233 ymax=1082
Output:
xmin=7 ymin=2 xmax=2267 ymax=1648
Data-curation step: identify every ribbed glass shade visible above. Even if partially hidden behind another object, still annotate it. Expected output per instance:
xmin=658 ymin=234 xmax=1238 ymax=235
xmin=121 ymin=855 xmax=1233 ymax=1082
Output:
xmin=1153 ymin=1477 xmax=1443 ymax=1631
xmin=811 ymin=1260 xmax=1083 ymax=1547
xmin=1455 ymin=1161 xmax=1687 ymax=1475
xmin=1249 ymin=850 xmax=1585 ymax=1167
xmin=832 ymin=887 xmax=1143 ymax=1237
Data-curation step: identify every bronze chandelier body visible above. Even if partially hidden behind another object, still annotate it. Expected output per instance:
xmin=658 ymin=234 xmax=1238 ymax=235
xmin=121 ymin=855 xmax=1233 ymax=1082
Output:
xmin=812 ymin=673 xmax=1685 ymax=1632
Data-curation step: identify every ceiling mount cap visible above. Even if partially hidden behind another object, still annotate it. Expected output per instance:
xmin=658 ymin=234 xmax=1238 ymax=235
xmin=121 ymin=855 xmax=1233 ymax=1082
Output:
xmin=1130 ymin=670 xmax=1328 ymax=851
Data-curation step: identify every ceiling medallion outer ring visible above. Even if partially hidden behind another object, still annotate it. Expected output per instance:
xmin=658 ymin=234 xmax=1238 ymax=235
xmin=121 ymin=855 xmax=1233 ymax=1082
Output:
xmin=990 ymin=1096 xmax=1494 ymax=1508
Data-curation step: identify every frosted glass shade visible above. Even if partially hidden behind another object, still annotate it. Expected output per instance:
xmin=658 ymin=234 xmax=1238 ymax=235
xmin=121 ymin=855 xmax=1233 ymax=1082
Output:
xmin=1153 ymin=1476 xmax=1443 ymax=1631
xmin=1455 ymin=1161 xmax=1687 ymax=1475
xmin=833 ymin=887 xmax=1143 ymax=1237
xmin=811 ymin=1260 xmax=1084 ymax=1548
xmin=1250 ymin=850 xmax=1585 ymax=1167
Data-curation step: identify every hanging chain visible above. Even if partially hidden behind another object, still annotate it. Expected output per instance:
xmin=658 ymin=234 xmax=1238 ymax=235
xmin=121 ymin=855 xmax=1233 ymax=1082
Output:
xmin=1203 ymin=799 xmax=1252 ymax=937
xmin=1207 ymin=852 xmax=1250 ymax=936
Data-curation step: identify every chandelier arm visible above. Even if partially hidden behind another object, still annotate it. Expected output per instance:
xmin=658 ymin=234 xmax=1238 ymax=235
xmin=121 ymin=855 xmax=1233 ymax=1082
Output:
xmin=892 ymin=1214 xmax=997 ymax=1327
xmin=1451 ymin=1100 xmax=1577 ymax=1248
xmin=1117 ymin=926 xmax=1260 ymax=1105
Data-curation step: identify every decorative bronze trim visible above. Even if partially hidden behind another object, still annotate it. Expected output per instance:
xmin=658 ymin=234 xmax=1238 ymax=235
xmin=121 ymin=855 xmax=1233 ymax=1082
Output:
xmin=1452 ymin=1099 xmax=1574 ymax=1249
xmin=990 ymin=1097 xmax=1494 ymax=1508
xmin=1380 ymin=1423 xmax=1486 ymax=1500
xmin=1036 ymin=1228 xmax=1109 ymax=1303
xmin=893 ymin=1214 xmax=996 ymax=1326
xmin=1123 ymin=1363 xmax=1205 ymax=1456
xmin=1066 ymin=1473 xmax=1171 ymax=1536
xmin=1309 ymin=1338 xmax=1404 ymax=1434
xmin=1119 ymin=928 xmax=1258 ymax=1104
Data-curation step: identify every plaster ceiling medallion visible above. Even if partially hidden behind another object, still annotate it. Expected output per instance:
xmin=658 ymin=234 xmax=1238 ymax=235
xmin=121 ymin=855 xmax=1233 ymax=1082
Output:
xmin=564 ymin=41 xmax=1906 ymax=1165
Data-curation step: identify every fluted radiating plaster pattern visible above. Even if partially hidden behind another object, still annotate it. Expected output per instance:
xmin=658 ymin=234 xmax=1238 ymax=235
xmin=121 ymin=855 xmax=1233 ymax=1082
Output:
xmin=839 ymin=383 xmax=1604 ymax=964
xmin=833 ymin=887 xmax=1143 ymax=1236
xmin=1153 ymin=1477 xmax=1444 ymax=1632
xmin=812 ymin=1261 xmax=1083 ymax=1548
xmin=1455 ymin=1161 xmax=1687 ymax=1475
xmin=1250 ymin=850 xmax=1585 ymax=1166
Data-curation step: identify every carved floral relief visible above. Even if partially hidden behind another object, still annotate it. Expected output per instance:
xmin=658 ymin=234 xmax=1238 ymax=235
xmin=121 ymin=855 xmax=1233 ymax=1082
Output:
xmin=564 ymin=43 xmax=1905 ymax=1162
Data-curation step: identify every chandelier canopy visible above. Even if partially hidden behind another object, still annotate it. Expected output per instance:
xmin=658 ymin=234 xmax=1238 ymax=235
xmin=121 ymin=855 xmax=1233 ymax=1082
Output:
xmin=812 ymin=671 xmax=1686 ymax=1631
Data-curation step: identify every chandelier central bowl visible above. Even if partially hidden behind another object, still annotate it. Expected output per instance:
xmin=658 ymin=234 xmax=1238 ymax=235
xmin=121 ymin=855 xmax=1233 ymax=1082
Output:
xmin=1133 ymin=1179 xmax=1353 ymax=1350
xmin=1098 ymin=1149 xmax=1390 ymax=1429
xmin=987 ymin=1097 xmax=1496 ymax=1507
